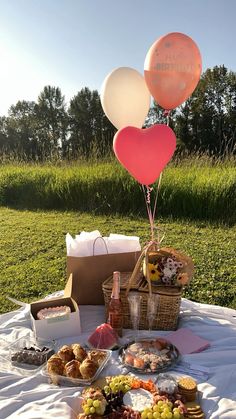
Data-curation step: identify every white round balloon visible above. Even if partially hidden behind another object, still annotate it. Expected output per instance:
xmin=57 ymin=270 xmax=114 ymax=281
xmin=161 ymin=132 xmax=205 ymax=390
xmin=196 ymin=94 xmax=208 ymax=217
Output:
xmin=100 ymin=67 xmax=151 ymax=130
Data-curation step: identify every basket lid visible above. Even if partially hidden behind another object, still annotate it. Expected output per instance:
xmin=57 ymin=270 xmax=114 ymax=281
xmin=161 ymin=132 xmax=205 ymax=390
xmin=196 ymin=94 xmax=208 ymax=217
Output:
xmin=103 ymin=272 xmax=142 ymax=291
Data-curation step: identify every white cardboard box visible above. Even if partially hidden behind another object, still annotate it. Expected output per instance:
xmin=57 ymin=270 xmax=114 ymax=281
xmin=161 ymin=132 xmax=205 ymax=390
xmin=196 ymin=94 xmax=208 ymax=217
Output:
xmin=30 ymin=274 xmax=81 ymax=340
xmin=9 ymin=275 xmax=81 ymax=340
xmin=30 ymin=297 xmax=81 ymax=340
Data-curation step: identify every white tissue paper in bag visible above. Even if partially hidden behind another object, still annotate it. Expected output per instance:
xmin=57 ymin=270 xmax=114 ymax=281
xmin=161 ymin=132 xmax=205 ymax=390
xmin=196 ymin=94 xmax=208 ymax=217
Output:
xmin=66 ymin=231 xmax=141 ymax=257
xmin=107 ymin=234 xmax=141 ymax=254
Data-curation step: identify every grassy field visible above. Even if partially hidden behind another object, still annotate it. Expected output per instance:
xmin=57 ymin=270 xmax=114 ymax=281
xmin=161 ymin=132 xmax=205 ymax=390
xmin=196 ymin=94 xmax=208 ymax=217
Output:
xmin=0 ymin=207 xmax=235 ymax=314
xmin=0 ymin=158 xmax=235 ymax=224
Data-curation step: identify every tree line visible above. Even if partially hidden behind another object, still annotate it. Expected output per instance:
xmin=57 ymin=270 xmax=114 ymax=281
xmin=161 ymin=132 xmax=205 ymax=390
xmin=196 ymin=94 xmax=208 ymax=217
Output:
xmin=0 ymin=65 xmax=235 ymax=161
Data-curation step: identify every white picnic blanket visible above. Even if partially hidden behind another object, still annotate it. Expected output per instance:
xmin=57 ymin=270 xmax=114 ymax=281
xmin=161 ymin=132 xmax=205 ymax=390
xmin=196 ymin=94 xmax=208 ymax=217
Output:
xmin=0 ymin=299 xmax=236 ymax=419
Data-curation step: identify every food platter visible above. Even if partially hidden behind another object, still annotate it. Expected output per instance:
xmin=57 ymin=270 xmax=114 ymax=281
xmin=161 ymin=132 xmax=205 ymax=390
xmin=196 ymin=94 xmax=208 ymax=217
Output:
xmin=77 ymin=374 xmax=189 ymax=418
xmin=119 ymin=338 xmax=180 ymax=373
xmin=42 ymin=348 xmax=112 ymax=386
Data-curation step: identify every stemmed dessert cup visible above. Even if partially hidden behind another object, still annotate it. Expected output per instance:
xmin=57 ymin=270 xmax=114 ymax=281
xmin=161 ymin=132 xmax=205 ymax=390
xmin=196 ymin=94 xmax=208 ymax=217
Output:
xmin=127 ymin=293 xmax=142 ymax=342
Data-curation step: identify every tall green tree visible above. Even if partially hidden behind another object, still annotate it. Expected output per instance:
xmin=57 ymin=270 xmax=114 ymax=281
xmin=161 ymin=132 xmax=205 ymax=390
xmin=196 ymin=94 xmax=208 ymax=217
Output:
xmin=175 ymin=66 xmax=236 ymax=154
xmin=35 ymin=86 xmax=68 ymax=159
xmin=68 ymin=87 xmax=115 ymax=158
xmin=7 ymin=100 xmax=38 ymax=159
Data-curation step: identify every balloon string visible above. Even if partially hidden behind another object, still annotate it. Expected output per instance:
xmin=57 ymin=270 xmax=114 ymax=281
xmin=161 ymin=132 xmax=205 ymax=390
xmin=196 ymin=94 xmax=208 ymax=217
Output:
xmin=142 ymin=185 xmax=154 ymax=241
xmin=163 ymin=109 xmax=171 ymax=126
xmin=153 ymin=172 xmax=162 ymax=222
xmin=146 ymin=185 xmax=153 ymax=204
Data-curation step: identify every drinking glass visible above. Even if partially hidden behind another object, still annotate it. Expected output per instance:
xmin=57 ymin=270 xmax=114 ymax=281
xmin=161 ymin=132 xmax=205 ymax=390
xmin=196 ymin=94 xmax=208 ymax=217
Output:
xmin=127 ymin=294 xmax=142 ymax=341
xmin=147 ymin=294 xmax=159 ymax=332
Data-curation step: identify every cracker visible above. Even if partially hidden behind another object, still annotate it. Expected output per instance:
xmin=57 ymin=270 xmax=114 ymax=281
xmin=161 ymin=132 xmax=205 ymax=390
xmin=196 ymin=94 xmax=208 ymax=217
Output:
xmin=186 ymin=402 xmax=201 ymax=407
xmin=186 ymin=414 xmax=205 ymax=419
xmin=178 ymin=377 xmax=197 ymax=391
xmin=186 ymin=401 xmax=201 ymax=411
xmin=187 ymin=408 xmax=203 ymax=418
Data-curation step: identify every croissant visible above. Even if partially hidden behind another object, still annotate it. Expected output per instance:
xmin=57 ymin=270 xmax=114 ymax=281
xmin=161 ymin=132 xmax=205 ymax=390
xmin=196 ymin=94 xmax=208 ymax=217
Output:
xmin=57 ymin=345 xmax=74 ymax=363
xmin=64 ymin=359 xmax=82 ymax=378
xmin=47 ymin=354 xmax=64 ymax=375
xmin=79 ymin=358 xmax=98 ymax=379
xmin=87 ymin=350 xmax=107 ymax=366
xmin=71 ymin=343 xmax=87 ymax=362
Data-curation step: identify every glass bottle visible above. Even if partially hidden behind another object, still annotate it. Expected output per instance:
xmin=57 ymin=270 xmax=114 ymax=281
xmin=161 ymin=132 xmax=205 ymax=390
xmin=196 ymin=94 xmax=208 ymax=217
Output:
xmin=107 ymin=271 xmax=123 ymax=337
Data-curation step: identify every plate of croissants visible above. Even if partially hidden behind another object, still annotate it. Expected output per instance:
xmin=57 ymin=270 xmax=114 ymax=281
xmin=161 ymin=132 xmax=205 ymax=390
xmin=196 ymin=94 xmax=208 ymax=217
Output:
xmin=42 ymin=343 xmax=112 ymax=386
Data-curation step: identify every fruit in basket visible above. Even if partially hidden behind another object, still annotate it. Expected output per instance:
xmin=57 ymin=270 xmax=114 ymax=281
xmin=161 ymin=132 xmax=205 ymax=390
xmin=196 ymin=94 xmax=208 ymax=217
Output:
xmin=88 ymin=323 xmax=118 ymax=350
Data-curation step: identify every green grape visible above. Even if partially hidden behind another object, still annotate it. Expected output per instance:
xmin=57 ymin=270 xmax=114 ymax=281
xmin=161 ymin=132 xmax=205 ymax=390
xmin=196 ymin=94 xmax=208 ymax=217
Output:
xmin=114 ymin=383 xmax=120 ymax=393
xmin=141 ymin=412 xmax=148 ymax=419
xmin=124 ymin=384 xmax=131 ymax=392
xmin=95 ymin=407 xmax=102 ymax=415
xmin=93 ymin=400 xmax=100 ymax=408
xmin=153 ymin=412 xmax=161 ymax=419
xmin=173 ymin=412 xmax=180 ymax=419
xmin=120 ymin=384 xmax=125 ymax=392
xmin=163 ymin=408 xmax=171 ymax=414
xmin=153 ymin=405 xmax=159 ymax=412
xmin=173 ymin=408 xmax=180 ymax=413
xmin=90 ymin=406 xmax=96 ymax=414
xmin=104 ymin=385 xmax=110 ymax=394
xmin=84 ymin=407 xmax=90 ymax=415
xmin=161 ymin=413 xmax=167 ymax=419
xmin=87 ymin=399 xmax=93 ymax=407
xmin=166 ymin=412 xmax=173 ymax=419
xmin=147 ymin=413 xmax=153 ymax=419
xmin=167 ymin=401 xmax=173 ymax=409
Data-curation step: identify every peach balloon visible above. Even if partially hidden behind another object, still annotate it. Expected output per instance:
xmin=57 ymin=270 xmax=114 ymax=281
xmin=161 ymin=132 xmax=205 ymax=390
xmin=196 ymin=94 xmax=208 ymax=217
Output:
xmin=144 ymin=32 xmax=202 ymax=110
xmin=101 ymin=67 xmax=151 ymax=130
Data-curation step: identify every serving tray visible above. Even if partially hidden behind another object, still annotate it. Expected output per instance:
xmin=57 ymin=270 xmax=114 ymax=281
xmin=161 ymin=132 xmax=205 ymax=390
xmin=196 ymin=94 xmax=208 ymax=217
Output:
xmin=119 ymin=338 xmax=180 ymax=374
xmin=41 ymin=349 xmax=112 ymax=386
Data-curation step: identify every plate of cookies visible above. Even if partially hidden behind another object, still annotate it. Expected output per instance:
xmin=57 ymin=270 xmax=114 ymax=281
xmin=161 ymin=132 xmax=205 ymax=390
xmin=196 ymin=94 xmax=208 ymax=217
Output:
xmin=41 ymin=343 xmax=112 ymax=386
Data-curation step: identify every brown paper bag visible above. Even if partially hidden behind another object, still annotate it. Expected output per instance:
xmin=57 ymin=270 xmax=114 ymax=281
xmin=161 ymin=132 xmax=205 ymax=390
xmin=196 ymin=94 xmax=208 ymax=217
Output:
xmin=66 ymin=251 xmax=141 ymax=305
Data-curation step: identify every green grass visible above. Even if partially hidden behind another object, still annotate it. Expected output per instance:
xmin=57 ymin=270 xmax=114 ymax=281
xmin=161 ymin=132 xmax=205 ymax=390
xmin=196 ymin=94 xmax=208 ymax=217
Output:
xmin=0 ymin=207 xmax=235 ymax=314
xmin=0 ymin=159 xmax=235 ymax=224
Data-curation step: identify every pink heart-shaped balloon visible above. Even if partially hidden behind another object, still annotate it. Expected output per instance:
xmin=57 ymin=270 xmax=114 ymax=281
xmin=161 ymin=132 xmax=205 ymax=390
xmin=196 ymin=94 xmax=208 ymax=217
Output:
xmin=113 ymin=124 xmax=176 ymax=185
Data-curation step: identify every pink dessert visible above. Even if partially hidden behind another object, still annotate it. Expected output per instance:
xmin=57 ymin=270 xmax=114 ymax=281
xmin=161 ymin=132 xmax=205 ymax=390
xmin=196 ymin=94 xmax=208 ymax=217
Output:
xmin=37 ymin=306 xmax=71 ymax=320
xmin=88 ymin=323 xmax=118 ymax=349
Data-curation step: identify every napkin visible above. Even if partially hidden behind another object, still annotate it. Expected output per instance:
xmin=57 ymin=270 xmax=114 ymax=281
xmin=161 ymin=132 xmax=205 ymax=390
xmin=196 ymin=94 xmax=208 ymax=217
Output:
xmin=66 ymin=231 xmax=141 ymax=257
xmin=166 ymin=328 xmax=210 ymax=354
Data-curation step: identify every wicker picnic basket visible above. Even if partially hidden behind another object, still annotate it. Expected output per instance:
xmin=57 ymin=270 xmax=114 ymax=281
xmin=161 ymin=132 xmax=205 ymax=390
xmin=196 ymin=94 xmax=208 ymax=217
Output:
xmin=102 ymin=243 xmax=194 ymax=331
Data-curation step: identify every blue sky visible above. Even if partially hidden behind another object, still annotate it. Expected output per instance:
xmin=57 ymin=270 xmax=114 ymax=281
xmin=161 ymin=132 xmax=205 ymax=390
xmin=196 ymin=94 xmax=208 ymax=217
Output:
xmin=0 ymin=0 xmax=235 ymax=115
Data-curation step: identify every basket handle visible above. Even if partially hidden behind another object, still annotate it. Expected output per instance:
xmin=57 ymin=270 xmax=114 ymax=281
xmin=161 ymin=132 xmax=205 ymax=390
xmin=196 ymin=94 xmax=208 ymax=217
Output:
xmin=125 ymin=241 xmax=157 ymax=297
